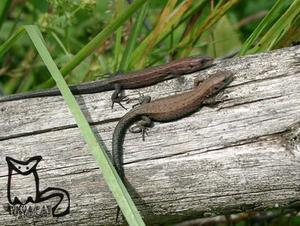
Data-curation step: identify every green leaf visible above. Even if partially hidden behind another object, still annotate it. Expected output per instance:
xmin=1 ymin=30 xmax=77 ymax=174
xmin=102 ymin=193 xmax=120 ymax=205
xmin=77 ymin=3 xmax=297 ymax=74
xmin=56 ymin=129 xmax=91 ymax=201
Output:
xmin=24 ymin=25 xmax=145 ymax=226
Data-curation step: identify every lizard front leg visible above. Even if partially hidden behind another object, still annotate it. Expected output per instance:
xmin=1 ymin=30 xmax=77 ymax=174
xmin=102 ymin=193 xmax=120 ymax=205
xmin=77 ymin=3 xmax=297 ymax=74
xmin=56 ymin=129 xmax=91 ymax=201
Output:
xmin=111 ymin=83 xmax=129 ymax=110
xmin=132 ymin=93 xmax=151 ymax=108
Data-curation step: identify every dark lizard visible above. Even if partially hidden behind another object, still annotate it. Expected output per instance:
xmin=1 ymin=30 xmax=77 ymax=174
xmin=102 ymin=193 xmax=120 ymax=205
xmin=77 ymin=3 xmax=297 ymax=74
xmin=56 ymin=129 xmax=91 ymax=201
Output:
xmin=0 ymin=56 xmax=213 ymax=108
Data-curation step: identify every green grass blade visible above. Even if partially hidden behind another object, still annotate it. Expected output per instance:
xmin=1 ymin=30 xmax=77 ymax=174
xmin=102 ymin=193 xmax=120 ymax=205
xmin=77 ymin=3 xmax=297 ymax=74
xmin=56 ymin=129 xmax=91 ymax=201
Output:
xmin=24 ymin=25 xmax=145 ymax=226
xmin=206 ymin=15 xmax=242 ymax=57
xmin=177 ymin=0 xmax=239 ymax=57
xmin=130 ymin=0 xmax=193 ymax=68
xmin=0 ymin=27 xmax=25 ymax=59
xmin=119 ymin=2 xmax=148 ymax=72
xmin=50 ymin=31 xmax=70 ymax=55
xmin=0 ymin=0 xmax=10 ymax=30
xmin=114 ymin=26 xmax=123 ymax=71
xmin=239 ymin=0 xmax=288 ymax=55
xmin=145 ymin=0 xmax=207 ymax=57
xmin=274 ymin=13 xmax=300 ymax=48
xmin=37 ymin=0 xmax=146 ymax=90
xmin=250 ymin=0 xmax=300 ymax=53
xmin=113 ymin=0 xmax=125 ymax=72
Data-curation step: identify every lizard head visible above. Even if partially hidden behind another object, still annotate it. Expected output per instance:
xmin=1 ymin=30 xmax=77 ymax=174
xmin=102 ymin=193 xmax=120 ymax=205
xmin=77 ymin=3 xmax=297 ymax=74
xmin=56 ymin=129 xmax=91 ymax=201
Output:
xmin=203 ymin=70 xmax=234 ymax=96
xmin=173 ymin=56 xmax=214 ymax=74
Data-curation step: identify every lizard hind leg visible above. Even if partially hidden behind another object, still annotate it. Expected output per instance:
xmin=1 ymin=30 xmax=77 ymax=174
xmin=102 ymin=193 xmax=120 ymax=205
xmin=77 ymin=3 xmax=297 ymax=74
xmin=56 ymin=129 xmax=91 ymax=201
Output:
xmin=130 ymin=95 xmax=153 ymax=140
xmin=129 ymin=116 xmax=153 ymax=141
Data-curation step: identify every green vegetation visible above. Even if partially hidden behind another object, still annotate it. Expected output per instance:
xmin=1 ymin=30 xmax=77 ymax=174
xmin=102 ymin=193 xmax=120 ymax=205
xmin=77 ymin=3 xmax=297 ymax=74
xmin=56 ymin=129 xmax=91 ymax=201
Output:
xmin=0 ymin=0 xmax=299 ymax=225
xmin=0 ymin=0 xmax=299 ymax=95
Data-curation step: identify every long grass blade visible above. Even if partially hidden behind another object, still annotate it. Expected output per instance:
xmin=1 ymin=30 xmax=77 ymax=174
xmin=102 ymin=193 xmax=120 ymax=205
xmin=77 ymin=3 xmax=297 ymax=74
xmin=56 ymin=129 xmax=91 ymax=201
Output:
xmin=177 ymin=0 xmax=239 ymax=57
xmin=239 ymin=0 xmax=289 ymax=55
xmin=0 ymin=27 xmax=25 ymax=60
xmin=119 ymin=2 xmax=148 ymax=72
xmin=24 ymin=25 xmax=145 ymax=226
xmin=130 ymin=0 xmax=193 ymax=68
xmin=0 ymin=0 xmax=10 ymax=30
xmin=249 ymin=0 xmax=300 ymax=53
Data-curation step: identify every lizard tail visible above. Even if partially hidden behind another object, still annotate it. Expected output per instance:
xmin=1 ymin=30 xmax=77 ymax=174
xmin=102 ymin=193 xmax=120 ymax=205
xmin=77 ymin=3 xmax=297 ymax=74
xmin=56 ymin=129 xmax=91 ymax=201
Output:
xmin=0 ymin=87 xmax=61 ymax=102
xmin=112 ymin=112 xmax=140 ymax=182
xmin=0 ymin=78 xmax=113 ymax=103
xmin=68 ymin=79 xmax=113 ymax=94
xmin=111 ymin=111 xmax=141 ymax=223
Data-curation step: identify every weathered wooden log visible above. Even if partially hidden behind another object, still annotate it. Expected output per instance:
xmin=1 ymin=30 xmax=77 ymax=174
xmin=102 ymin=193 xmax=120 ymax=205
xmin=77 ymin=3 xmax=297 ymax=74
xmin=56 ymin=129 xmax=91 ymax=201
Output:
xmin=0 ymin=46 xmax=299 ymax=225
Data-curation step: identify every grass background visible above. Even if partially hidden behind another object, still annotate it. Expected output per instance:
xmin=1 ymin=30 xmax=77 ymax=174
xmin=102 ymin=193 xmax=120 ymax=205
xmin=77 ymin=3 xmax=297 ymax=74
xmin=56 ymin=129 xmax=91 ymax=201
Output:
xmin=0 ymin=0 xmax=299 ymax=96
xmin=0 ymin=0 xmax=299 ymax=225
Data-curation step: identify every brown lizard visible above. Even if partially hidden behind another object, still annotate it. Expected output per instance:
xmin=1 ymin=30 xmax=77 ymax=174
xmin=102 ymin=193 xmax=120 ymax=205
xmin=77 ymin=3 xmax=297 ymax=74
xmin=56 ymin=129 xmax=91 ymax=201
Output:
xmin=112 ymin=70 xmax=233 ymax=183
xmin=0 ymin=56 xmax=213 ymax=109
xmin=112 ymin=70 xmax=233 ymax=221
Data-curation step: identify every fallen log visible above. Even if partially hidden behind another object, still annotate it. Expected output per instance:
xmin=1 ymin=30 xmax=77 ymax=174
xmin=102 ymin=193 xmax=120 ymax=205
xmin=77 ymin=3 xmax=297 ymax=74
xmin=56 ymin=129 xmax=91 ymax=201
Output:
xmin=0 ymin=46 xmax=299 ymax=225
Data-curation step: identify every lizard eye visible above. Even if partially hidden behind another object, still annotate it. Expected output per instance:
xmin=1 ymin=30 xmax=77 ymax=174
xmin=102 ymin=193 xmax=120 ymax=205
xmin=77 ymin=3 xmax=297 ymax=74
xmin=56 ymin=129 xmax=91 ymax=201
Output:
xmin=213 ymin=85 xmax=222 ymax=92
